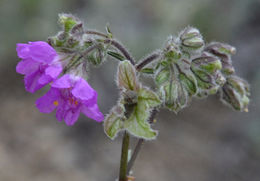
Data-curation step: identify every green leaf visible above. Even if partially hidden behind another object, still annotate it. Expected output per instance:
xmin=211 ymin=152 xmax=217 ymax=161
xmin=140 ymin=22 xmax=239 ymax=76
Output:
xmin=104 ymin=104 xmax=125 ymax=140
xmin=124 ymin=100 xmax=157 ymax=140
xmin=107 ymin=51 xmax=125 ymax=61
xmin=138 ymin=88 xmax=161 ymax=107
xmin=140 ymin=68 xmax=154 ymax=74
xmin=117 ymin=60 xmax=140 ymax=91
xmin=105 ymin=23 xmax=113 ymax=38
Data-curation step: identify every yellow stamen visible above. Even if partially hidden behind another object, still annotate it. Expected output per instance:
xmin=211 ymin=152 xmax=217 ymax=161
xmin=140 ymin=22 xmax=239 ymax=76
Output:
xmin=74 ymin=100 xmax=78 ymax=105
xmin=53 ymin=100 xmax=59 ymax=106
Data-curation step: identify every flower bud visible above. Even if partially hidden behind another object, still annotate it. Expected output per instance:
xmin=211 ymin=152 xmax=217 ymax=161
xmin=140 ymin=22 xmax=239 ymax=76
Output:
xmin=164 ymin=36 xmax=182 ymax=60
xmin=88 ymin=48 xmax=106 ymax=66
xmin=205 ymin=42 xmax=236 ymax=75
xmin=191 ymin=52 xmax=224 ymax=96
xmin=58 ymin=13 xmax=81 ymax=33
xmin=155 ymin=62 xmax=196 ymax=113
xmin=220 ymin=76 xmax=250 ymax=112
xmin=179 ymin=27 xmax=204 ymax=55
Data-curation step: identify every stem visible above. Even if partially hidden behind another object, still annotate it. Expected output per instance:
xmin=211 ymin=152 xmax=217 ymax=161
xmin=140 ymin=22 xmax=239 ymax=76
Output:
xmin=104 ymin=39 xmax=135 ymax=65
xmin=85 ymin=30 xmax=109 ymax=38
xmin=136 ymin=51 xmax=161 ymax=71
xmin=126 ymin=109 xmax=158 ymax=174
xmin=126 ymin=139 xmax=144 ymax=175
xmin=119 ymin=131 xmax=130 ymax=181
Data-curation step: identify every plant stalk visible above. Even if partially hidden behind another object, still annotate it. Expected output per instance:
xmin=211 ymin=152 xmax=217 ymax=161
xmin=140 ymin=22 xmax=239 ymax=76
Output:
xmin=119 ymin=131 xmax=130 ymax=181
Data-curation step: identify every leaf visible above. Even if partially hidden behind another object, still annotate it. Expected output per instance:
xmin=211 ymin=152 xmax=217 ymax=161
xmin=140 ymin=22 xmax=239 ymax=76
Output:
xmin=107 ymin=51 xmax=125 ymax=61
xmin=104 ymin=104 xmax=125 ymax=140
xmin=124 ymin=100 xmax=157 ymax=140
xmin=117 ymin=60 xmax=140 ymax=91
xmin=140 ymin=68 xmax=154 ymax=74
xmin=138 ymin=88 xmax=161 ymax=107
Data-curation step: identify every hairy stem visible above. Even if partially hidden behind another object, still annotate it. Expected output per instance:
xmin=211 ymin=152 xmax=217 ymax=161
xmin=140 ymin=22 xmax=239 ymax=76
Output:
xmin=85 ymin=30 xmax=109 ymax=38
xmin=126 ymin=109 xmax=158 ymax=174
xmin=136 ymin=51 xmax=161 ymax=71
xmin=104 ymin=39 xmax=135 ymax=65
xmin=119 ymin=131 xmax=130 ymax=181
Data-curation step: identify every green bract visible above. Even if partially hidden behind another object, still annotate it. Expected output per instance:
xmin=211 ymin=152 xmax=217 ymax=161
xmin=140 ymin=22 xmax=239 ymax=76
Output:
xmin=104 ymin=60 xmax=161 ymax=140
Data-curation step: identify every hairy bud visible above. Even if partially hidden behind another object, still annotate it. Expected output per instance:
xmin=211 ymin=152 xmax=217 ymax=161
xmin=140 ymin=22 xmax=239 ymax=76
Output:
xmin=220 ymin=76 xmax=250 ymax=112
xmin=205 ymin=42 xmax=236 ymax=75
xmin=191 ymin=52 xmax=224 ymax=96
xmin=58 ymin=13 xmax=81 ymax=33
xmin=179 ymin=27 xmax=204 ymax=56
xmin=164 ymin=36 xmax=182 ymax=60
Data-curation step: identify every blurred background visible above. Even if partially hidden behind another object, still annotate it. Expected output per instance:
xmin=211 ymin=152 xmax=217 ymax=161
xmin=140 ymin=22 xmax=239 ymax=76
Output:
xmin=0 ymin=0 xmax=260 ymax=180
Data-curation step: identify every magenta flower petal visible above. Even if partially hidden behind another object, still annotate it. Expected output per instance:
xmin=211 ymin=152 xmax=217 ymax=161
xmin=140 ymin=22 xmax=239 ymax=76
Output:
xmin=16 ymin=41 xmax=63 ymax=93
xmin=16 ymin=43 xmax=30 ymax=59
xmin=52 ymin=74 xmax=72 ymax=89
xmin=56 ymin=102 xmax=66 ymax=122
xmin=64 ymin=108 xmax=81 ymax=126
xmin=16 ymin=59 xmax=40 ymax=75
xmin=45 ymin=64 xmax=63 ymax=79
xmin=36 ymin=88 xmax=60 ymax=113
xmin=28 ymin=41 xmax=57 ymax=64
xmin=72 ymin=78 xmax=96 ymax=101
xmin=24 ymin=71 xmax=45 ymax=93
xmin=38 ymin=74 xmax=53 ymax=85
xmin=82 ymin=103 xmax=104 ymax=122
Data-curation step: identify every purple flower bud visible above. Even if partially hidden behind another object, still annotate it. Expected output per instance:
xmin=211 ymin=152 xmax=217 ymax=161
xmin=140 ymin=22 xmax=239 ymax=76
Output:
xmin=220 ymin=76 xmax=250 ymax=112
xmin=36 ymin=74 xmax=104 ymax=125
xmin=16 ymin=41 xmax=63 ymax=93
xmin=205 ymin=42 xmax=236 ymax=75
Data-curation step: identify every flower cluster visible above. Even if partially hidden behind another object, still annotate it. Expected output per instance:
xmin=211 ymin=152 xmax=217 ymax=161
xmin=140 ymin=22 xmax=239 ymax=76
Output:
xmin=16 ymin=41 xmax=104 ymax=125
xmin=141 ymin=27 xmax=250 ymax=113
xmin=16 ymin=14 xmax=105 ymax=125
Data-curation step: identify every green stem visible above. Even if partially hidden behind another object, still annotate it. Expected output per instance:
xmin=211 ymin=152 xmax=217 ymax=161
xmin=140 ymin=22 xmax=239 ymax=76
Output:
xmin=119 ymin=131 xmax=130 ymax=181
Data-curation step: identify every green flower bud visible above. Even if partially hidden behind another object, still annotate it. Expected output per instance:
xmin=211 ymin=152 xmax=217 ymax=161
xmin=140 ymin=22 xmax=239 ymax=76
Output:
xmin=179 ymin=27 xmax=204 ymax=55
xmin=88 ymin=48 xmax=106 ymax=66
xmin=58 ymin=13 xmax=81 ymax=33
xmin=221 ymin=76 xmax=250 ymax=112
xmin=205 ymin=42 xmax=236 ymax=75
xmin=155 ymin=62 xmax=197 ymax=113
xmin=191 ymin=52 xmax=224 ymax=96
xmin=164 ymin=36 xmax=182 ymax=61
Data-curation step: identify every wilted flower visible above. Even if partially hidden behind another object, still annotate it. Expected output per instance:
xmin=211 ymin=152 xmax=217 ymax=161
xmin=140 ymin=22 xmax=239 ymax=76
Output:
xmin=36 ymin=74 xmax=104 ymax=125
xmin=16 ymin=41 xmax=63 ymax=93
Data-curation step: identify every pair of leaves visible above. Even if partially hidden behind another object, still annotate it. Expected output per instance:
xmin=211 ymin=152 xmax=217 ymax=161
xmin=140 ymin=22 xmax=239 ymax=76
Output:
xmin=104 ymin=61 xmax=161 ymax=140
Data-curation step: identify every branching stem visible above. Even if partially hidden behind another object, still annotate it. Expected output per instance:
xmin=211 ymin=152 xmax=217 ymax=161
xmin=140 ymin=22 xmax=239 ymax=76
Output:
xmin=104 ymin=39 xmax=135 ymax=65
xmin=126 ymin=109 xmax=158 ymax=175
xmin=136 ymin=51 xmax=161 ymax=71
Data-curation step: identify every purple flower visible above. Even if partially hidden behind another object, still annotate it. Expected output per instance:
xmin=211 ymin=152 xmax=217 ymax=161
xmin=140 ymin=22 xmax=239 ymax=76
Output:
xmin=16 ymin=41 xmax=63 ymax=93
xmin=36 ymin=74 xmax=104 ymax=125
